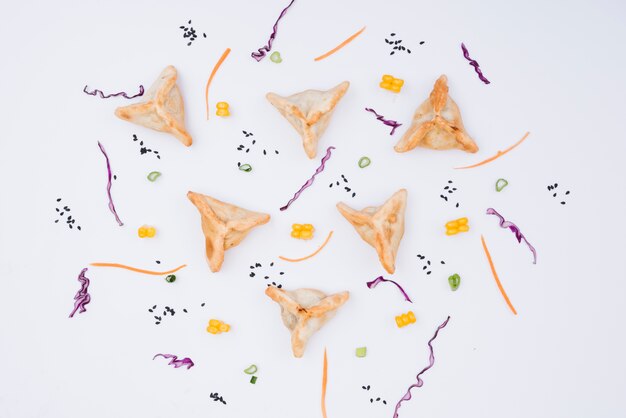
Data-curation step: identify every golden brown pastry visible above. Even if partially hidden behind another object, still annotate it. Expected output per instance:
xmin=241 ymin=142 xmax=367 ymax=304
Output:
xmin=394 ymin=75 xmax=477 ymax=153
xmin=266 ymin=81 xmax=349 ymax=159
xmin=115 ymin=66 xmax=193 ymax=146
xmin=187 ymin=191 xmax=270 ymax=272
xmin=337 ymin=189 xmax=407 ymax=274
xmin=265 ymin=286 xmax=349 ymax=358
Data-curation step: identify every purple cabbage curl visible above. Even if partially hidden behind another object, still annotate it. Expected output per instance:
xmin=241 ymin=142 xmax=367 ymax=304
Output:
xmin=83 ymin=85 xmax=144 ymax=99
xmin=153 ymin=354 xmax=195 ymax=370
xmin=251 ymin=0 xmax=296 ymax=61
xmin=69 ymin=268 xmax=91 ymax=318
xmin=460 ymin=43 xmax=491 ymax=84
xmin=486 ymin=208 xmax=537 ymax=264
xmin=279 ymin=146 xmax=335 ymax=211
xmin=366 ymin=276 xmax=412 ymax=303
xmin=364 ymin=108 xmax=402 ymax=135
xmin=97 ymin=141 xmax=124 ymax=226
xmin=393 ymin=316 xmax=451 ymax=418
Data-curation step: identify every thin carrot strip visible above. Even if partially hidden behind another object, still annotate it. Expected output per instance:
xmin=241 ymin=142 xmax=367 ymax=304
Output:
xmin=279 ymin=231 xmax=334 ymax=262
xmin=480 ymin=235 xmax=518 ymax=315
xmin=321 ymin=348 xmax=328 ymax=418
xmin=314 ymin=26 xmax=366 ymax=61
xmin=205 ymin=48 xmax=231 ymax=120
xmin=89 ymin=263 xmax=187 ymax=276
xmin=455 ymin=132 xmax=530 ymax=169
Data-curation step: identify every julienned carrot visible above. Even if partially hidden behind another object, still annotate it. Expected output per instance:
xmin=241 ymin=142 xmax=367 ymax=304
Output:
xmin=455 ymin=132 xmax=530 ymax=169
xmin=205 ymin=48 xmax=231 ymax=120
xmin=480 ymin=235 xmax=518 ymax=315
xmin=314 ymin=26 xmax=366 ymax=61
xmin=90 ymin=263 xmax=187 ymax=276
xmin=279 ymin=231 xmax=334 ymax=262
xmin=321 ymin=348 xmax=328 ymax=418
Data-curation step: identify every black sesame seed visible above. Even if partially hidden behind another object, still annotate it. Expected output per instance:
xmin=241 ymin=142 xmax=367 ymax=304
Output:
xmin=201 ymin=303 xmax=205 ymax=307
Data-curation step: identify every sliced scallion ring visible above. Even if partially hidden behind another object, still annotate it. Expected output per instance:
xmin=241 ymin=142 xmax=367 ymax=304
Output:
xmin=358 ymin=157 xmax=371 ymax=168
xmin=244 ymin=364 xmax=258 ymax=374
xmin=147 ymin=171 xmax=161 ymax=182
xmin=495 ymin=178 xmax=509 ymax=192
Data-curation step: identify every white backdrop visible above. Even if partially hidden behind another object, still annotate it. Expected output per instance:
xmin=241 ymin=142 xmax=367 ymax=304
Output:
xmin=1 ymin=0 xmax=625 ymax=417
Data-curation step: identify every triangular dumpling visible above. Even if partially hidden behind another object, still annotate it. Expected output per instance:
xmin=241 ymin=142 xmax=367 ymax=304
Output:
xmin=266 ymin=81 xmax=349 ymax=159
xmin=187 ymin=191 xmax=270 ymax=272
xmin=115 ymin=66 xmax=193 ymax=146
xmin=394 ymin=75 xmax=478 ymax=153
xmin=337 ymin=189 xmax=407 ymax=274
xmin=265 ymin=286 xmax=349 ymax=358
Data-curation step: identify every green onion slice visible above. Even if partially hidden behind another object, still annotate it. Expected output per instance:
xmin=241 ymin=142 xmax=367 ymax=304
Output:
xmin=244 ymin=364 xmax=258 ymax=374
xmin=358 ymin=157 xmax=371 ymax=168
xmin=239 ymin=164 xmax=252 ymax=172
xmin=270 ymin=51 xmax=282 ymax=63
xmin=250 ymin=376 xmax=258 ymax=384
xmin=448 ymin=274 xmax=460 ymax=291
xmin=356 ymin=347 xmax=367 ymax=358
xmin=495 ymin=178 xmax=508 ymax=192
xmin=165 ymin=274 xmax=176 ymax=283
xmin=147 ymin=171 xmax=161 ymax=182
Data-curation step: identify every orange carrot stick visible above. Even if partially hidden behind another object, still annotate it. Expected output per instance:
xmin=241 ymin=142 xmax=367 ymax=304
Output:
xmin=480 ymin=235 xmax=518 ymax=315
xmin=89 ymin=263 xmax=187 ymax=276
xmin=314 ymin=26 xmax=366 ymax=61
xmin=455 ymin=132 xmax=530 ymax=169
xmin=279 ymin=231 xmax=334 ymax=262
xmin=205 ymin=48 xmax=231 ymax=120
xmin=321 ymin=348 xmax=328 ymax=418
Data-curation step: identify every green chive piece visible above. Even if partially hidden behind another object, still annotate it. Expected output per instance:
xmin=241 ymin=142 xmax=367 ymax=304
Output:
xmin=495 ymin=178 xmax=508 ymax=192
xmin=250 ymin=376 xmax=258 ymax=384
xmin=239 ymin=164 xmax=252 ymax=173
xmin=147 ymin=171 xmax=161 ymax=182
xmin=448 ymin=274 xmax=461 ymax=291
xmin=270 ymin=51 xmax=282 ymax=63
xmin=358 ymin=157 xmax=371 ymax=168
xmin=244 ymin=364 xmax=258 ymax=375
xmin=165 ymin=274 xmax=176 ymax=283
xmin=356 ymin=347 xmax=367 ymax=358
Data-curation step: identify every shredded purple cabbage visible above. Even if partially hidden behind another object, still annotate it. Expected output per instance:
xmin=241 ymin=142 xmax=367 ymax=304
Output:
xmin=153 ymin=354 xmax=195 ymax=369
xmin=279 ymin=146 xmax=335 ymax=211
xmin=461 ymin=43 xmax=490 ymax=84
xmin=97 ymin=142 xmax=123 ymax=226
xmin=366 ymin=276 xmax=412 ymax=303
xmin=486 ymin=208 xmax=537 ymax=264
xmin=364 ymin=108 xmax=402 ymax=135
xmin=393 ymin=316 xmax=451 ymax=418
xmin=251 ymin=0 xmax=296 ymax=61
xmin=69 ymin=268 xmax=91 ymax=318
xmin=83 ymin=85 xmax=144 ymax=99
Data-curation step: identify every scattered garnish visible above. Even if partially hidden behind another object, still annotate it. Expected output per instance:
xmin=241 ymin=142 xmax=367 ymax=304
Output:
xmin=486 ymin=208 xmax=537 ymax=264
xmin=380 ymin=74 xmax=404 ymax=93
xmin=385 ymin=33 xmax=412 ymax=55
xmin=216 ymin=101 xmax=230 ymax=117
xmin=496 ymin=178 xmax=509 ymax=192
xmin=210 ymin=392 xmax=227 ymax=404
xmin=165 ymin=274 xmax=176 ymax=283
xmin=290 ymin=223 xmax=315 ymax=239
xmin=480 ymin=235 xmax=518 ymax=315
xmin=207 ymin=318 xmax=231 ymax=334
xmin=153 ymin=353 xmax=194 ymax=369
xmin=313 ymin=26 xmax=366 ymax=61
xmin=68 ymin=268 xmax=91 ymax=318
xmin=138 ymin=225 xmax=157 ymax=238
xmin=455 ymin=132 xmax=530 ymax=169
xmin=89 ymin=263 xmax=187 ymax=276
xmin=249 ymin=261 xmax=285 ymax=287
xmin=251 ymin=0 xmax=296 ymax=61
xmin=358 ymin=156 xmax=371 ymax=168
xmin=393 ymin=316 xmax=451 ymax=418
xmin=362 ymin=385 xmax=387 ymax=405
xmin=238 ymin=163 xmax=253 ymax=172
xmin=205 ymin=48 xmax=231 ymax=119
xmin=250 ymin=376 xmax=258 ymax=384
xmin=395 ymin=310 xmax=416 ymax=328
xmin=83 ymin=85 xmax=144 ymax=99
xmin=547 ymin=182 xmax=571 ymax=205
xmin=448 ymin=274 xmax=461 ymax=291
xmin=97 ymin=141 xmax=123 ymax=226
xmin=439 ymin=179 xmax=460 ymax=207
xmin=270 ymin=51 xmax=283 ymax=63
xmin=244 ymin=365 xmax=258 ymax=374
xmin=366 ymin=276 xmax=412 ymax=303
xmin=237 ymin=130 xmax=280 ymax=157
xmin=321 ymin=348 xmax=328 ymax=418
xmin=279 ymin=230 xmax=334 ymax=262
xmin=364 ymin=108 xmax=402 ymax=135
xmin=445 ymin=217 xmax=469 ymax=235
xmin=132 ymin=134 xmax=160 ymax=159
xmin=53 ymin=198 xmax=82 ymax=230
xmin=179 ymin=20 xmax=206 ymax=46
xmin=356 ymin=347 xmax=367 ymax=358
xmin=147 ymin=171 xmax=161 ymax=182
xmin=279 ymin=146 xmax=335 ymax=211
xmin=460 ymin=43 xmax=490 ymax=84
xmin=328 ymin=174 xmax=357 ymax=198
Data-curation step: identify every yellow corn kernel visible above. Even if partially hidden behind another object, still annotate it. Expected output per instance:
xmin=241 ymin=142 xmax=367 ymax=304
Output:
xmin=138 ymin=227 xmax=147 ymax=238
xmin=458 ymin=225 xmax=469 ymax=232
xmin=219 ymin=323 xmax=230 ymax=332
xmin=382 ymin=75 xmax=394 ymax=82
xmin=395 ymin=316 xmax=404 ymax=327
xmin=302 ymin=224 xmax=313 ymax=231
xmin=407 ymin=311 xmax=416 ymax=323
xmin=209 ymin=319 xmax=221 ymax=327
xmin=380 ymin=75 xmax=404 ymax=93
xmin=291 ymin=230 xmax=301 ymax=238
xmin=207 ymin=326 xmax=219 ymax=334
xmin=446 ymin=229 xmax=458 ymax=236
xmin=146 ymin=227 xmax=156 ymax=237
xmin=446 ymin=217 xmax=470 ymax=235
xmin=216 ymin=109 xmax=230 ymax=117
xmin=380 ymin=82 xmax=392 ymax=89
xmin=457 ymin=217 xmax=468 ymax=225
xmin=292 ymin=224 xmax=303 ymax=231
xmin=300 ymin=230 xmax=313 ymax=240
xmin=392 ymin=79 xmax=404 ymax=87
xmin=216 ymin=102 xmax=229 ymax=109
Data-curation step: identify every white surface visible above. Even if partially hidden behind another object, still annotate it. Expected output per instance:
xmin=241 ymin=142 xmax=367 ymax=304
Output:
xmin=1 ymin=0 xmax=625 ymax=417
